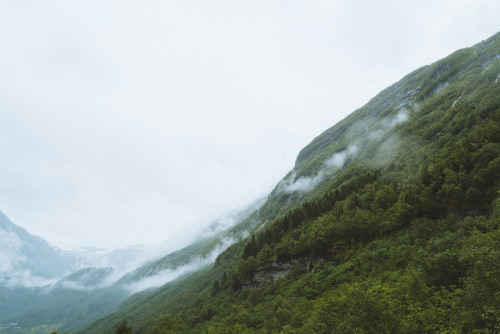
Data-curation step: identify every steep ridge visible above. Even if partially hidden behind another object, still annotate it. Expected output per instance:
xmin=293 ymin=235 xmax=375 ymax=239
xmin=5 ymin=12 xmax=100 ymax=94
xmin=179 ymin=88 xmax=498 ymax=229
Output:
xmin=75 ymin=32 xmax=500 ymax=333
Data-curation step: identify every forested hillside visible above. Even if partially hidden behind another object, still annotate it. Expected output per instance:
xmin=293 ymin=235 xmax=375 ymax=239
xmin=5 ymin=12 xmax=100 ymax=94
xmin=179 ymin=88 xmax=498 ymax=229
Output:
xmin=77 ymin=32 xmax=500 ymax=333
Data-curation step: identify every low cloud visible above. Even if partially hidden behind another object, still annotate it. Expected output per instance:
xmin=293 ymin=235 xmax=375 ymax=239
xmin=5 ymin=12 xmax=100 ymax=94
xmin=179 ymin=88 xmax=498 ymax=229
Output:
xmin=281 ymin=171 xmax=327 ymax=194
xmin=2 ymin=269 xmax=58 ymax=288
xmin=282 ymin=109 xmax=410 ymax=194
xmin=51 ymin=267 xmax=122 ymax=292
xmin=124 ymin=237 xmax=236 ymax=294
xmin=0 ymin=229 xmax=24 ymax=273
xmin=386 ymin=109 xmax=409 ymax=128
xmin=282 ymin=145 xmax=358 ymax=194
xmin=368 ymin=109 xmax=409 ymax=140
xmin=325 ymin=145 xmax=359 ymax=168
xmin=0 ymin=229 xmax=56 ymax=288
xmin=434 ymin=82 xmax=449 ymax=94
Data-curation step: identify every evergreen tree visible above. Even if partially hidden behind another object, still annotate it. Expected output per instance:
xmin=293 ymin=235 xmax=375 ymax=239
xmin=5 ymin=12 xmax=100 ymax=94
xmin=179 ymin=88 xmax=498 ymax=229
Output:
xmin=115 ymin=320 xmax=132 ymax=334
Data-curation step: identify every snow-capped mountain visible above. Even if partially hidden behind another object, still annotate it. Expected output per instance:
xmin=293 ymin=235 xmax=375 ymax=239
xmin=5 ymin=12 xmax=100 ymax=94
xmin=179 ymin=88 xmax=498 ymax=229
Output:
xmin=0 ymin=211 xmax=147 ymax=288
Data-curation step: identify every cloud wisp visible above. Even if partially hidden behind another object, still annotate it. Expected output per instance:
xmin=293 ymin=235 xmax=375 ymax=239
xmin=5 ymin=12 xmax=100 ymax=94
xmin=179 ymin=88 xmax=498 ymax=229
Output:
xmin=281 ymin=144 xmax=358 ymax=194
xmin=325 ymin=145 xmax=359 ymax=168
xmin=124 ymin=237 xmax=236 ymax=294
xmin=282 ymin=109 xmax=410 ymax=194
xmin=0 ymin=229 xmax=57 ymax=288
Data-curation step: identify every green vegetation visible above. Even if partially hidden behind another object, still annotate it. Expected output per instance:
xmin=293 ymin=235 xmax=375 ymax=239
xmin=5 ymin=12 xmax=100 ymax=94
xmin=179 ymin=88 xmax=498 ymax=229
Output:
xmin=78 ymin=33 xmax=500 ymax=333
xmin=0 ymin=285 xmax=127 ymax=334
xmin=115 ymin=320 xmax=132 ymax=334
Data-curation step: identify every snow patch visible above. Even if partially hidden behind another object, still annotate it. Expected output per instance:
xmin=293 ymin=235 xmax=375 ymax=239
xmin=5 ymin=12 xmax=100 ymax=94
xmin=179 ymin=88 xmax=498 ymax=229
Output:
xmin=495 ymin=73 xmax=500 ymax=84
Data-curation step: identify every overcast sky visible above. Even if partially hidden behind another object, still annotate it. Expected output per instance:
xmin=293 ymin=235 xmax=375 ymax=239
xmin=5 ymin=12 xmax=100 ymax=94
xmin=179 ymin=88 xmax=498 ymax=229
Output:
xmin=0 ymin=0 xmax=499 ymax=251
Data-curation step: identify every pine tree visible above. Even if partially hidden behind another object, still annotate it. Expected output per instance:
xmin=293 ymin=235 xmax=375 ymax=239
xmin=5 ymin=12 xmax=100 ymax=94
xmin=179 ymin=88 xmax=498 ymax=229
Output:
xmin=115 ymin=320 xmax=132 ymax=334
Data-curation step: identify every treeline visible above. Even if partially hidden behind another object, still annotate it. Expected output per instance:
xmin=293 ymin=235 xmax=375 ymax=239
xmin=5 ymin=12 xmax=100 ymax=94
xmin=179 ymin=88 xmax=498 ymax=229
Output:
xmin=242 ymin=170 xmax=380 ymax=260
xmin=130 ymin=195 xmax=500 ymax=333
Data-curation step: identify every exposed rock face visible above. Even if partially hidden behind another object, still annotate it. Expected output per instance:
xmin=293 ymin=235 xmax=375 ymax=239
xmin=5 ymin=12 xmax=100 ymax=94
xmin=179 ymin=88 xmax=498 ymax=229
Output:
xmin=241 ymin=256 xmax=334 ymax=290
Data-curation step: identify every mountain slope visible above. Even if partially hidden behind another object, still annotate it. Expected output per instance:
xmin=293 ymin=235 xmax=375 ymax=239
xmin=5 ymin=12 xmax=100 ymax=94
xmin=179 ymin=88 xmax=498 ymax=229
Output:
xmin=0 ymin=211 xmax=76 ymax=284
xmin=79 ymin=32 xmax=500 ymax=333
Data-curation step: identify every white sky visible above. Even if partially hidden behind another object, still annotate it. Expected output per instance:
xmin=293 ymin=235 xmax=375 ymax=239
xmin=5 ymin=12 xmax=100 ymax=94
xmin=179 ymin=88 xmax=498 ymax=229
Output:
xmin=0 ymin=0 xmax=499 ymax=251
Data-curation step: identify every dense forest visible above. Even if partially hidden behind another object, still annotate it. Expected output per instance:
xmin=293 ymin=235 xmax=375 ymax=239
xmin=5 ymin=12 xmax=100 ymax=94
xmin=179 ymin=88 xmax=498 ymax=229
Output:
xmin=74 ymin=32 xmax=500 ymax=333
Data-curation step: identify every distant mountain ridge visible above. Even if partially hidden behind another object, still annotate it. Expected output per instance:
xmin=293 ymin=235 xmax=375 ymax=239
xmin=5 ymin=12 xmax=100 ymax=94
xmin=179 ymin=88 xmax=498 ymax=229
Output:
xmin=0 ymin=198 xmax=263 ymax=333
xmin=0 ymin=211 xmax=150 ymax=287
xmin=0 ymin=211 xmax=75 ymax=283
